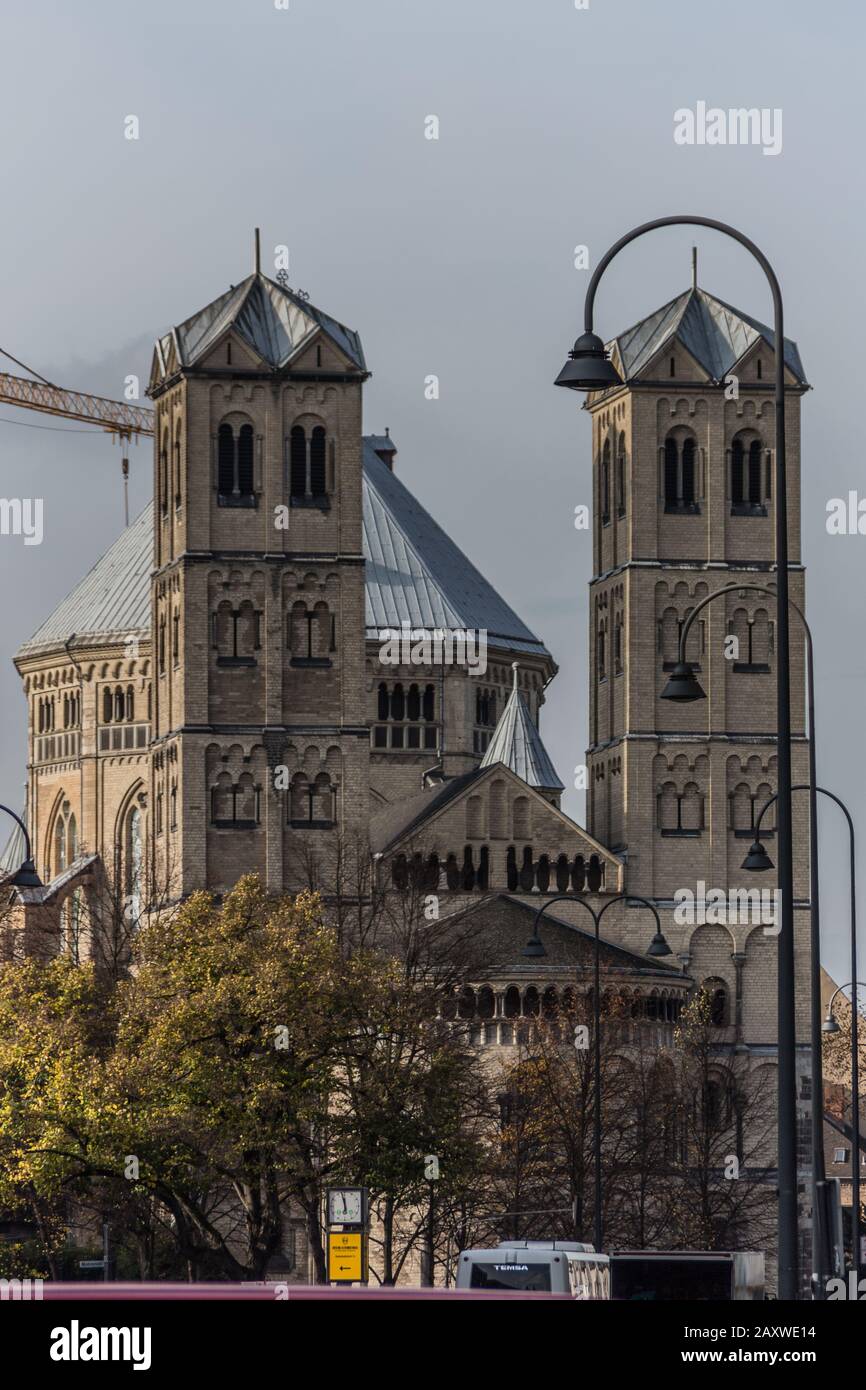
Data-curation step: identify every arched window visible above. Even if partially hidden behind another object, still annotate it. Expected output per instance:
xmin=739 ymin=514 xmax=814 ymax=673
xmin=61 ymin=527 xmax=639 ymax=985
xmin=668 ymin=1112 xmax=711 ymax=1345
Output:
xmin=103 ymin=688 xmax=113 ymax=724
xmin=218 ymin=423 xmax=235 ymax=495
xmin=664 ymin=433 xmax=699 ymax=513
xmin=160 ymin=434 xmax=169 ymax=515
xmin=390 ymin=683 xmax=405 ymax=720
xmin=125 ymin=806 xmax=142 ymax=906
xmin=174 ymin=426 xmax=182 ymax=507
xmin=616 ymin=433 xmax=626 ymax=516
xmin=703 ymin=979 xmax=729 ymax=1027
xmin=422 ymin=684 xmax=435 ymax=721
xmin=310 ymin=426 xmax=327 ymax=497
xmin=237 ymin=424 xmax=254 ymax=496
xmin=114 ymin=688 xmax=125 ymax=722
xmin=601 ymin=439 xmax=611 ymax=524
xmin=731 ymin=435 xmax=767 ymax=514
xmin=664 ymin=436 xmax=678 ymax=506
xmin=461 ymin=846 xmax=476 ymax=891
xmin=377 ymin=682 xmax=389 ymax=720
xmin=125 ymin=686 xmax=135 ymax=722
xmin=288 ymin=772 xmax=333 ymax=827
xmin=211 ymin=773 xmax=259 ymax=828
xmin=748 ymin=439 xmax=762 ymax=506
xmin=290 ymin=426 xmax=306 ymax=498
xmin=681 ymin=437 xmax=696 ymax=504
xmin=556 ymin=853 xmax=570 ymax=892
xmin=597 ymin=622 xmax=606 ymax=680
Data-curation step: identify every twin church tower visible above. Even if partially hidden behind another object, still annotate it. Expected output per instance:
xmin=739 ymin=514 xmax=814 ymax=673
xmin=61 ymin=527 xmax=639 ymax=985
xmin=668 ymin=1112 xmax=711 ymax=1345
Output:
xmin=11 ymin=255 xmax=812 ymax=1080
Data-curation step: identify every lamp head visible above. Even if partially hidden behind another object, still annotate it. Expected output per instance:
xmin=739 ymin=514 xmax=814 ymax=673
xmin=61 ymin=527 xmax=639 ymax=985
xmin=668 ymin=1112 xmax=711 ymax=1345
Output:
xmin=554 ymin=332 xmax=623 ymax=392
xmin=523 ymin=934 xmax=546 ymax=959
xmin=822 ymin=1014 xmax=840 ymax=1035
xmin=647 ymin=930 xmax=673 ymax=958
xmin=660 ymin=662 xmax=706 ymax=703
xmin=741 ymin=841 xmax=775 ymax=873
xmin=10 ymin=857 xmax=42 ymax=890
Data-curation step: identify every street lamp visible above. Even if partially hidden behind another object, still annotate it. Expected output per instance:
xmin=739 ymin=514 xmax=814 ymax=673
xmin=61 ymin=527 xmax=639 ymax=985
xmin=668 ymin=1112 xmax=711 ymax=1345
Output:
xmin=823 ymin=982 xmax=866 ymax=1034
xmin=523 ymin=892 xmax=671 ymax=1252
xmin=746 ymin=785 xmax=859 ymax=1288
xmin=661 ymin=582 xmax=828 ymax=1295
xmin=557 ymin=215 xmax=798 ymax=1299
xmin=0 ymin=803 xmax=42 ymax=890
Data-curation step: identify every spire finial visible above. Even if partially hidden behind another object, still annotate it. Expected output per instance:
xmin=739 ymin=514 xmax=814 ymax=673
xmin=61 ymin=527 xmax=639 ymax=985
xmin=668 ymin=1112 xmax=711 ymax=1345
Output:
xmin=511 ymin=661 xmax=519 ymax=692
xmin=691 ymin=245 xmax=697 ymax=291
xmin=254 ymin=227 xmax=261 ymax=275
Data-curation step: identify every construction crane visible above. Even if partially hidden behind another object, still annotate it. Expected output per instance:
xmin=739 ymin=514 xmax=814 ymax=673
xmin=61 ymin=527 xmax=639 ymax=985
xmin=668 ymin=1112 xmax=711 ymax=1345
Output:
xmin=0 ymin=347 xmax=154 ymax=525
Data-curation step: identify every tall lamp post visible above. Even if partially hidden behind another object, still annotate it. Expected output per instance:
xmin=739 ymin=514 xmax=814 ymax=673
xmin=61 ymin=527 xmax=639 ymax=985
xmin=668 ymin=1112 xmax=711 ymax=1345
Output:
xmin=0 ymin=804 xmax=42 ymax=889
xmin=745 ymin=786 xmax=859 ymax=1288
xmin=556 ymin=216 xmax=798 ymax=1298
xmin=661 ymin=584 xmax=828 ymax=1295
xmin=523 ymin=892 xmax=672 ymax=1251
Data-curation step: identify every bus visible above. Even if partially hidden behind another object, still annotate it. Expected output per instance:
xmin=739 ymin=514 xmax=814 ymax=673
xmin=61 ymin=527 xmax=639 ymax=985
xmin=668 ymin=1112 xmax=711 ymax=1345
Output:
xmin=456 ymin=1241 xmax=610 ymax=1298
xmin=610 ymin=1250 xmax=765 ymax=1301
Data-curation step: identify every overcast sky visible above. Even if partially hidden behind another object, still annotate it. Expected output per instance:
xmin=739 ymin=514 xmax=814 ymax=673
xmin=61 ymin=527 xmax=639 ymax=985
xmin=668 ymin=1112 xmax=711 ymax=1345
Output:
xmin=0 ymin=0 xmax=863 ymax=984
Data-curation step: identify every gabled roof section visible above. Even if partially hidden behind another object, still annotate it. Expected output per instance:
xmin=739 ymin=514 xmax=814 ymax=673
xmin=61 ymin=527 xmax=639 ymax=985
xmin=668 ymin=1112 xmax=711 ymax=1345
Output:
xmin=151 ymin=271 xmax=366 ymax=385
xmin=480 ymin=666 xmax=563 ymax=791
xmin=370 ymin=761 xmax=619 ymax=872
xmin=609 ymin=285 xmax=807 ymax=385
xmin=370 ymin=769 xmax=485 ymax=855
xmin=16 ymin=503 xmax=152 ymax=659
xmin=444 ymin=894 xmax=684 ymax=977
xmin=362 ymin=440 xmax=550 ymax=660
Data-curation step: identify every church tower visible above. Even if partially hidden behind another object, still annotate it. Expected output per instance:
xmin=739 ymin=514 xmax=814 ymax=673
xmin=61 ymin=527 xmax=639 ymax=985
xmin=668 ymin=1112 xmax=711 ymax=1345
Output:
xmin=147 ymin=255 xmax=370 ymax=898
xmin=583 ymin=275 xmax=812 ymax=1054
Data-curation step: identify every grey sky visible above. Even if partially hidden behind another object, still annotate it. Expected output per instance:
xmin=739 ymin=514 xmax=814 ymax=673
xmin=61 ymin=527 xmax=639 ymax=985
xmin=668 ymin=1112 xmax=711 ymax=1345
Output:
xmin=0 ymin=0 xmax=863 ymax=983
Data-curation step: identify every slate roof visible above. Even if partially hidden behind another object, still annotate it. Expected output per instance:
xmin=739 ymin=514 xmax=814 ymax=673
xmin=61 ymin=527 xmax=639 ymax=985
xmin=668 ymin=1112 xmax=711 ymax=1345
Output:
xmin=443 ymin=895 xmax=684 ymax=977
xmin=17 ymin=439 xmax=551 ymax=665
xmin=479 ymin=668 xmax=563 ymax=791
xmin=17 ymin=503 xmax=152 ymax=656
xmin=610 ymin=285 xmax=807 ymax=385
xmin=369 ymin=768 xmax=485 ymax=855
xmin=151 ymin=271 xmax=366 ymax=379
xmin=362 ymin=441 xmax=549 ymax=657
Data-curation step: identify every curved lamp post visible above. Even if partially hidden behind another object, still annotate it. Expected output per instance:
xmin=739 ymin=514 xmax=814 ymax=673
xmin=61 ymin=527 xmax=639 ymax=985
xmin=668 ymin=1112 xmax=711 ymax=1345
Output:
xmin=746 ymin=786 xmax=859 ymax=1286
xmin=0 ymin=803 xmax=42 ymax=890
xmin=557 ymin=215 xmax=798 ymax=1299
xmin=661 ymin=583 xmax=828 ymax=1294
xmin=523 ymin=892 xmax=671 ymax=1251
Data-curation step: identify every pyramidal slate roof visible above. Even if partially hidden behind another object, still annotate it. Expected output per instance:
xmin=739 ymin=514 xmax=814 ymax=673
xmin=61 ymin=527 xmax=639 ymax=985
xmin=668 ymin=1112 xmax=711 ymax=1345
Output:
xmin=479 ymin=666 xmax=563 ymax=791
xmin=152 ymin=271 xmax=366 ymax=379
xmin=609 ymin=285 xmax=807 ymax=385
xmin=17 ymin=440 xmax=550 ymax=665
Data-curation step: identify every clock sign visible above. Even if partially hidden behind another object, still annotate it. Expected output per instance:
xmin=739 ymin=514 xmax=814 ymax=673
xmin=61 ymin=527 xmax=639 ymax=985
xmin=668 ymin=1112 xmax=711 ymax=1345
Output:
xmin=327 ymin=1186 xmax=367 ymax=1228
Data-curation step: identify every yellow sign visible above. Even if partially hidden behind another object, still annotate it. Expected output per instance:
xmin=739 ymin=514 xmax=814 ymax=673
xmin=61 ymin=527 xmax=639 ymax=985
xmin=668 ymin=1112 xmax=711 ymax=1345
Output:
xmin=328 ymin=1230 xmax=366 ymax=1283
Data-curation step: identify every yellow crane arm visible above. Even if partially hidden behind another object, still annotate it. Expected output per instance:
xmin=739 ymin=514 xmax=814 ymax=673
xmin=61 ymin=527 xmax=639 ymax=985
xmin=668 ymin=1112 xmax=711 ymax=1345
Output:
xmin=0 ymin=371 xmax=154 ymax=436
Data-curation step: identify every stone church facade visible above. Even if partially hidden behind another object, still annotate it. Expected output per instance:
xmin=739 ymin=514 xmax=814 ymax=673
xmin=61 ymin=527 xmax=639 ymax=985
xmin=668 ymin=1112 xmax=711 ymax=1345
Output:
xmin=3 ymin=266 xmax=815 ymax=1274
